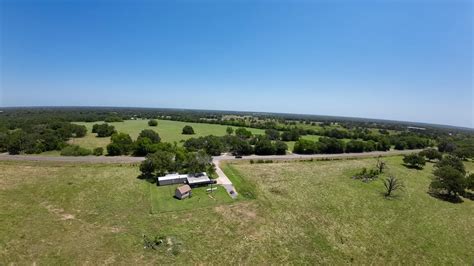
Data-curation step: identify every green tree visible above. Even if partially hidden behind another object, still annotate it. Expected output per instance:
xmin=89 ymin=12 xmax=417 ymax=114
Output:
xmin=403 ymin=153 xmax=426 ymax=169
xmin=435 ymin=155 xmax=465 ymax=175
xmin=185 ymin=150 xmax=212 ymax=175
xmin=182 ymin=125 xmax=195 ymax=135
xmin=254 ymin=139 xmax=276 ymax=155
xmin=226 ymin=127 xmax=234 ymax=135
xmin=7 ymin=130 xmax=29 ymax=155
xmin=466 ymin=173 xmax=474 ymax=191
xmin=94 ymin=123 xmax=116 ymax=137
xmin=345 ymin=140 xmax=365 ymax=153
xmin=293 ymin=139 xmax=317 ymax=154
xmin=438 ymin=140 xmax=456 ymax=153
xmin=133 ymin=137 xmax=156 ymax=156
xmin=265 ymin=129 xmax=280 ymax=140
xmin=107 ymin=133 xmax=133 ymax=155
xmin=93 ymin=147 xmax=104 ymax=156
xmin=148 ymin=119 xmax=158 ymax=127
xmin=275 ymin=141 xmax=288 ymax=155
xmin=140 ymin=150 xmax=176 ymax=177
xmin=420 ymin=148 xmax=442 ymax=161
xmin=138 ymin=129 xmax=161 ymax=144
xmin=430 ymin=166 xmax=466 ymax=197
xmin=235 ymin=127 xmax=252 ymax=139
xmin=281 ymin=129 xmax=300 ymax=141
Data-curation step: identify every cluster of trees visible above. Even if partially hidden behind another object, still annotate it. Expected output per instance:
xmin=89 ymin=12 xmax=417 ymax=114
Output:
xmin=430 ymin=155 xmax=474 ymax=200
xmin=0 ymin=122 xmax=87 ymax=155
xmin=107 ymin=129 xmax=163 ymax=156
xmin=403 ymin=153 xmax=426 ymax=169
xmin=437 ymin=137 xmax=474 ymax=160
xmin=140 ymin=149 xmax=214 ymax=178
xmin=392 ymin=134 xmax=432 ymax=150
xmin=293 ymin=137 xmax=389 ymax=155
xmin=92 ymin=123 xmax=116 ymax=137
xmin=183 ymin=133 xmax=288 ymax=156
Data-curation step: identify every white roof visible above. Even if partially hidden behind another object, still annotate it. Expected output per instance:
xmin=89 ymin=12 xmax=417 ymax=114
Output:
xmin=187 ymin=175 xmax=211 ymax=185
xmin=157 ymin=173 xmax=188 ymax=181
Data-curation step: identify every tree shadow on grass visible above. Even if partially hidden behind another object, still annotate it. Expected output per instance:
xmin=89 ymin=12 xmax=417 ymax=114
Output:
xmin=461 ymin=191 xmax=474 ymax=201
xmin=379 ymin=191 xmax=404 ymax=200
xmin=428 ymin=191 xmax=464 ymax=204
xmin=137 ymin=174 xmax=157 ymax=185
xmin=402 ymin=164 xmax=424 ymax=170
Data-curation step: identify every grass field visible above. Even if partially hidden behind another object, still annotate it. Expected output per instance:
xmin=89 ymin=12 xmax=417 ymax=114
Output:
xmin=71 ymin=119 xmax=266 ymax=150
xmin=1 ymin=157 xmax=472 ymax=264
xmin=148 ymin=183 xmax=233 ymax=213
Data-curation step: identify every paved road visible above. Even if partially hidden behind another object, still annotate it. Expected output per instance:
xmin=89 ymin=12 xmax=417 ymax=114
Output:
xmin=0 ymin=154 xmax=145 ymax=164
xmin=213 ymin=158 xmax=238 ymax=199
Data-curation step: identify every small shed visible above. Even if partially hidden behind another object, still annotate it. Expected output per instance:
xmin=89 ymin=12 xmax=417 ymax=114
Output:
xmin=175 ymin=185 xmax=192 ymax=200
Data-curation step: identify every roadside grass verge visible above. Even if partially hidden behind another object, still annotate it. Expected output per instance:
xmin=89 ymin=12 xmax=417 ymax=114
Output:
xmin=221 ymin=163 xmax=258 ymax=200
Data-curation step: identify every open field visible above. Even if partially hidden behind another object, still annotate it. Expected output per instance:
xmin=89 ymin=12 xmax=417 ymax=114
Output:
xmin=71 ymin=119 xmax=328 ymax=152
xmin=1 ymin=157 xmax=472 ymax=264
xmin=71 ymin=119 xmax=266 ymax=150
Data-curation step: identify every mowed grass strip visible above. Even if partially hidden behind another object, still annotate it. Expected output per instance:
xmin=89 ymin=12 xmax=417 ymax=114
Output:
xmin=71 ymin=119 xmax=265 ymax=150
xmin=148 ymin=183 xmax=233 ymax=213
xmin=1 ymin=157 xmax=473 ymax=264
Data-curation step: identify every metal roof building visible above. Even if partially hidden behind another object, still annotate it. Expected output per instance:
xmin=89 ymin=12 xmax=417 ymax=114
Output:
xmin=186 ymin=173 xmax=212 ymax=187
xmin=157 ymin=173 xmax=187 ymax=186
xmin=157 ymin=172 xmax=212 ymax=187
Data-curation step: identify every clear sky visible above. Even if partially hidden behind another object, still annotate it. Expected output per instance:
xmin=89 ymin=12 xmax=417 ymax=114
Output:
xmin=1 ymin=0 xmax=472 ymax=127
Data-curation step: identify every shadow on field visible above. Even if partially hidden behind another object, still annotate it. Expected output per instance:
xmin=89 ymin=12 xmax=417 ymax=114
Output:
xmin=428 ymin=191 xmax=464 ymax=204
xmin=402 ymin=164 xmax=424 ymax=170
xmin=461 ymin=191 xmax=474 ymax=201
xmin=137 ymin=174 xmax=157 ymax=185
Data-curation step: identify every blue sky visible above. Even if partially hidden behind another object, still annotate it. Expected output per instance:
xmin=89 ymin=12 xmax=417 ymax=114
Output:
xmin=1 ymin=0 xmax=472 ymax=127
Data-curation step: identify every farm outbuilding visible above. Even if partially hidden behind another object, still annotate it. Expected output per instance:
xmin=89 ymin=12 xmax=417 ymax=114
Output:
xmin=175 ymin=185 xmax=192 ymax=200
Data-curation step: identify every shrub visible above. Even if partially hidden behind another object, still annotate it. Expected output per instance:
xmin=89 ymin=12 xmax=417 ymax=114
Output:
xmin=60 ymin=145 xmax=92 ymax=156
xmin=93 ymin=147 xmax=103 ymax=156
xmin=254 ymin=139 xmax=276 ymax=155
xmin=107 ymin=143 xmax=122 ymax=156
xmin=275 ymin=141 xmax=288 ymax=155
xmin=107 ymin=133 xmax=133 ymax=156
xmin=383 ymin=176 xmax=404 ymax=197
xmin=403 ymin=153 xmax=426 ymax=169
xmin=138 ymin=129 xmax=161 ymax=144
xmin=93 ymin=123 xmax=116 ymax=137
xmin=352 ymin=167 xmax=379 ymax=182
xmin=148 ymin=119 xmax=158 ymax=127
xmin=182 ymin=125 xmax=195 ymax=135
xmin=420 ymin=148 xmax=442 ymax=161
